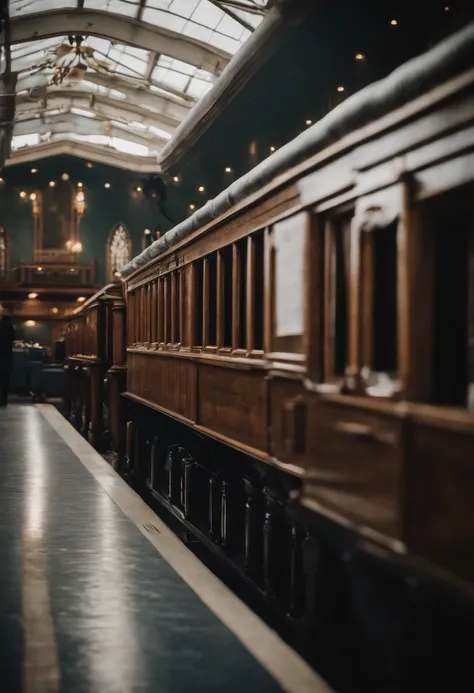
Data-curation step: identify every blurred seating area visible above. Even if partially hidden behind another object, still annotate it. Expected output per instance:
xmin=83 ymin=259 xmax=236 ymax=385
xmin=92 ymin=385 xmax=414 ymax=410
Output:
xmin=11 ymin=339 xmax=66 ymax=401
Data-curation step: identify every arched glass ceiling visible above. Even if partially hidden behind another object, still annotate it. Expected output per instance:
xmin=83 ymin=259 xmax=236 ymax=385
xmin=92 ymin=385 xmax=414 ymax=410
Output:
xmin=2 ymin=0 xmax=270 ymax=164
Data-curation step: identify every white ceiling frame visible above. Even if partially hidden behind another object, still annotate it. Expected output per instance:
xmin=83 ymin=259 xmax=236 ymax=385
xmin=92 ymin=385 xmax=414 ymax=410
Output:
xmin=14 ymin=112 xmax=167 ymax=150
xmin=7 ymin=139 xmax=160 ymax=172
xmin=3 ymin=9 xmax=231 ymax=74
xmin=16 ymin=90 xmax=179 ymax=132
xmin=16 ymin=71 xmax=192 ymax=121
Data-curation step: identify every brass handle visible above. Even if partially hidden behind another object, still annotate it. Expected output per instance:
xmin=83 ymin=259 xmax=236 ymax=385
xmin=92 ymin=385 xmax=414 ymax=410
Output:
xmin=333 ymin=421 xmax=374 ymax=440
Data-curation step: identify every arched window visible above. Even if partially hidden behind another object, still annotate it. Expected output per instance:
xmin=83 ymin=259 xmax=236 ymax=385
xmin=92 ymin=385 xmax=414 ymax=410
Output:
xmin=0 ymin=226 xmax=8 ymax=280
xmin=107 ymin=224 xmax=131 ymax=281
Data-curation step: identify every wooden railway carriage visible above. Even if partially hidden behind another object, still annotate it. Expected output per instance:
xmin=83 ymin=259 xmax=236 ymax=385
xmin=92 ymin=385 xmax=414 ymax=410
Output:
xmin=67 ymin=24 xmax=474 ymax=691
xmin=65 ymin=283 xmax=126 ymax=459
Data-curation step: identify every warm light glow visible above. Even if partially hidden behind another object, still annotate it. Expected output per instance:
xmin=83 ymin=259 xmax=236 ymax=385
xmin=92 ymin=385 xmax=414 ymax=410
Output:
xmin=29 ymin=193 xmax=36 ymax=201
xmin=28 ymin=293 xmax=38 ymax=299
xmin=173 ymin=176 xmax=179 ymax=183
xmin=390 ymin=19 xmax=398 ymax=25
xmin=270 ymin=146 xmax=276 ymax=152
xmin=104 ymin=183 xmax=111 ymax=189
xmin=37 ymin=267 xmax=43 ymax=272
xmin=61 ymin=173 xmax=70 ymax=181
xmin=20 ymin=191 xmax=27 ymax=198
xmin=76 ymin=191 xmax=84 ymax=202
xmin=189 ymin=204 xmax=196 ymax=211
xmin=225 ymin=167 xmax=232 ymax=173
xmin=0 ymin=177 xmax=4 ymax=183
xmin=198 ymin=186 xmax=205 ymax=192
xmin=136 ymin=186 xmax=142 ymax=192
xmin=77 ymin=181 xmax=83 ymax=187
xmin=337 ymin=85 xmax=345 ymax=92
xmin=52 ymin=307 xmax=59 ymax=314
xmin=144 ymin=229 xmax=151 ymax=235
xmin=49 ymin=181 xmax=55 ymax=187
xmin=444 ymin=4 xmax=450 ymax=9
xmin=31 ymin=168 xmax=38 ymax=173
xmin=306 ymin=119 xmax=312 ymax=126
xmin=355 ymin=53 xmax=365 ymax=60
xmin=25 ymin=320 xmax=36 ymax=327
xmin=77 ymin=296 xmax=86 ymax=303
xmin=87 ymin=162 xmax=93 ymax=168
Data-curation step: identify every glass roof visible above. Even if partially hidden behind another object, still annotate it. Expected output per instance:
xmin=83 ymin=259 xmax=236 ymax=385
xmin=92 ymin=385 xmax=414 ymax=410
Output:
xmin=4 ymin=0 xmax=270 ymax=160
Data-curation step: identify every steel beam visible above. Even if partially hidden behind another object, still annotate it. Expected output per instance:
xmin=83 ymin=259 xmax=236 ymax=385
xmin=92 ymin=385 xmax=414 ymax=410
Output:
xmin=3 ymin=9 xmax=229 ymax=73
xmin=14 ymin=112 xmax=167 ymax=150
xmin=16 ymin=71 xmax=193 ymax=120
xmin=16 ymin=90 xmax=179 ymax=132
xmin=7 ymin=139 xmax=159 ymax=172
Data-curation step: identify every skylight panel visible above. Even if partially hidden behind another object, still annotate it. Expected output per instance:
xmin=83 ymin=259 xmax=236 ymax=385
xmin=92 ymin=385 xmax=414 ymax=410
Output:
xmin=9 ymin=0 xmax=76 ymax=16
xmin=186 ymin=78 xmax=213 ymax=100
xmin=167 ymin=0 xmax=198 ymax=19
xmin=191 ymin=1 xmax=224 ymax=30
xmin=11 ymin=134 xmax=40 ymax=149
xmin=142 ymin=8 xmax=187 ymax=33
xmin=84 ymin=0 xmax=138 ymax=18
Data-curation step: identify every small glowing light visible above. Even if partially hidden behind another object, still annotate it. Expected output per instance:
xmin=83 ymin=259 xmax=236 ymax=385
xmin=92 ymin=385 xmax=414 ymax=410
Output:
xmin=104 ymin=183 xmax=111 ymax=188
xmin=337 ymin=85 xmax=345 ymax=92
xmin=136 ymin=186 xmax=142 ymax=192
xmin=29 ymin=193 xmax=36 ymax=201
xmin=87 ymin=162 xmax=93 ymax=168
xmin=189 ymin=204 xmax=196 ymax=211
xmin=76 ymin=191 xmax=84 ymax=202
xmin=0 ymin=177 xmax=3 ymax=183
xmin=37 ymin=267 xmax=43 ymax=272
xmin=114 ymin=271 xmax=121 ymax=278
xmin=77 ymin=181 xmax=83 ymax=187
xmin=61 ymin=173 xmax=69 ymax=181
xmin=355 ymin=53 xmax=365 ymax=61
xmin=270 ymin=146 xmax=276 ymax=152
xmin=390 ymin=19 xmax=398 ymax=26
xmin=52 ymin=307 xmax=59 ymax=314
xmin=198 ymin=186 xmax=205 ymax=192
xmin=77 ymin=296 xmax=86 ymax=303
xmin=25 ymin=320 xmax=36 ymax=327
xmin=444 ymin=4 xmax=450 ymax=9
xmin=306 ymin=119 xmax=312 ymax=126
xmin=144 ymin=228 xmax=151 ymax=235
xmin=20 ymin=191 xmax=26 ymax=198
xmin=28 ymin=293 xmax=38 ymax=299
xmin=49 ymin=181 xmax=55 ymax=187
xmin=173 ymin=176 xmax=179 ymax=183
xmin=31 ymin=168 xmax=38 ymax=173
xmin=225 ymin=167 xmax=232 ymax=173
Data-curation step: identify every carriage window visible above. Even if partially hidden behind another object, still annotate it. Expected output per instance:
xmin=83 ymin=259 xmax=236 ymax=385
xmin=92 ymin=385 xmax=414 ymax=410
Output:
xmin=252 ymin=231 xmax=265 ymax=352
xmin=324 ymin=217 xmax=349 ymax=380
xmin=206 ymin=254 xmax=217 ymax=347
xmin=372 ymin=221 xmax=398 ymax=373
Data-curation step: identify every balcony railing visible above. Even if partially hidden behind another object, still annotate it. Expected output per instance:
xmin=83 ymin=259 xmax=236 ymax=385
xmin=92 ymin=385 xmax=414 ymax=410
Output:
xmin=8 ymin=261 xmax=96 ymax=287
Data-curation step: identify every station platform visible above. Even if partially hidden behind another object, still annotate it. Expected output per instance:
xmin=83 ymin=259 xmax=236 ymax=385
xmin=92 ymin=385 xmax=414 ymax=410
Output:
xmin=0 ymin=404 xmax=329 ymax=693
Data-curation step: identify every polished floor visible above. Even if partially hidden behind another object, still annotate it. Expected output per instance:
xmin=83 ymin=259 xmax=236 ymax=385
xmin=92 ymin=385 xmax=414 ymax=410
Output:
xmin=0 ymin=404 xmax=328 ymax=693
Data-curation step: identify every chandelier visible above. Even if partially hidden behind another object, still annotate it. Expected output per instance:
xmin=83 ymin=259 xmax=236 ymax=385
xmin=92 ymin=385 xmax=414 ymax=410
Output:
xmin=30 ymin=35 xmax=112 ymax=87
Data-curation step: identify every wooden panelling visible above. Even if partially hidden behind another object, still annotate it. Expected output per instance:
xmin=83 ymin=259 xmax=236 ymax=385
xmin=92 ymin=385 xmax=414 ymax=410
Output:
xmin=303 ymin=398 xmax=405 ymax=542
xmin=127 ymin=352 xmax=197 ymax=423
xmin=197 ymin=363 xmax=267 ymax=452
xmin=406 ymin=420 xmax=474 ymax=583
xmin=269 ymin=377 xmax=307 ymax=468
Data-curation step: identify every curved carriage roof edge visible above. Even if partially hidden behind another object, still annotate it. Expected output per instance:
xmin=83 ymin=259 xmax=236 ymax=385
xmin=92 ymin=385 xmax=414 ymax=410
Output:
xmin=120 ymin=21 xmax=474 ymax=279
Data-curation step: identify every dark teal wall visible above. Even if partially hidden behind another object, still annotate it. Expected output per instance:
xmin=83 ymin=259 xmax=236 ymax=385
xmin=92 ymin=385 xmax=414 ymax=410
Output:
xmin=0 ymin=154 xmax=183 ymax=284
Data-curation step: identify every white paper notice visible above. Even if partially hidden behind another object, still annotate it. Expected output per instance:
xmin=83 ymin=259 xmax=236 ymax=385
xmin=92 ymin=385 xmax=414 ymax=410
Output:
xmin=274 ymin=215 xmax=305 ymax=337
